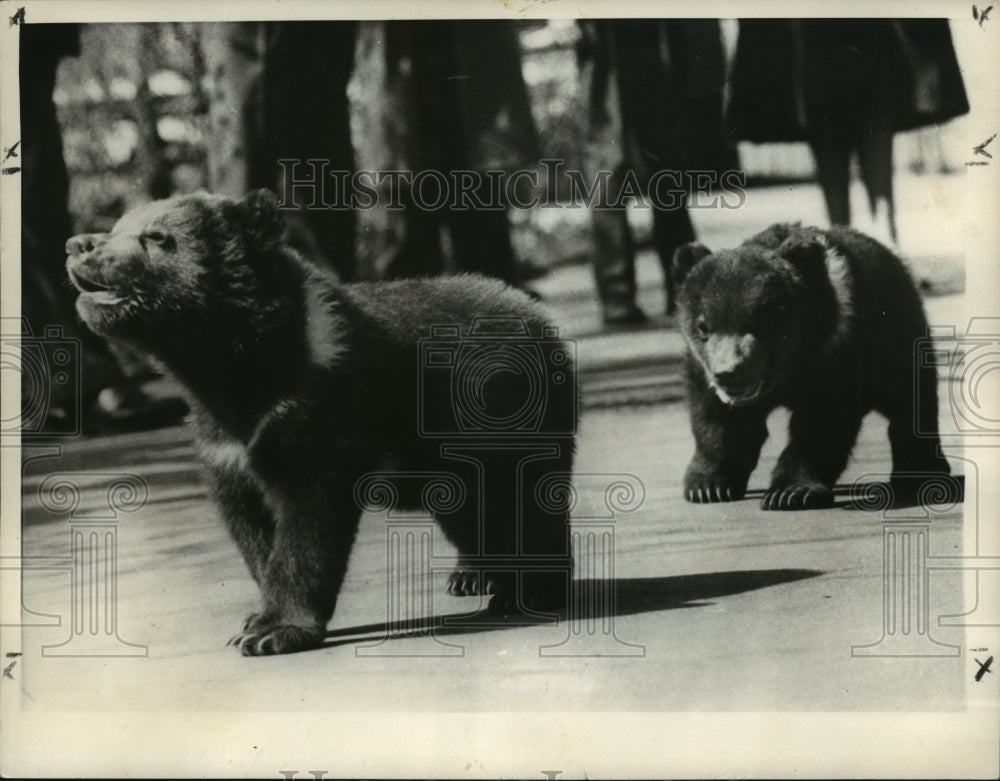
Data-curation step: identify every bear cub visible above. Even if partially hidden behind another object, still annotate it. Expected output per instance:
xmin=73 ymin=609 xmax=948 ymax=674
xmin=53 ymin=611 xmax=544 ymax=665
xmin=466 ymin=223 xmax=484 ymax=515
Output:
xmin=672 ymin=223 xmax=954 ymax=510
xmin=66 ymin=189 xmax=576 ymax=655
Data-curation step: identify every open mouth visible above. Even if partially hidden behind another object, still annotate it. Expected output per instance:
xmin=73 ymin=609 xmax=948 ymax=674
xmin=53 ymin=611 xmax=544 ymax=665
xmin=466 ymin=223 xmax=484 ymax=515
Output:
xmin=68 ymin=267 xmax=125 ymax=306
xmin=715 ymin=380 xmax=764 ymax=406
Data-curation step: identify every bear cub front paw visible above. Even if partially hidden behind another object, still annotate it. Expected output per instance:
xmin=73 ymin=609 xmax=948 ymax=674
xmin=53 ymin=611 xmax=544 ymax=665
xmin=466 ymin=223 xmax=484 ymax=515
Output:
xmin=761 ymin=481 xmax=834 ymax=511
xmin=228 ymin=613 xmax=325 ymax=656
xmin=683 ymin=466 xmax=747 ymax=503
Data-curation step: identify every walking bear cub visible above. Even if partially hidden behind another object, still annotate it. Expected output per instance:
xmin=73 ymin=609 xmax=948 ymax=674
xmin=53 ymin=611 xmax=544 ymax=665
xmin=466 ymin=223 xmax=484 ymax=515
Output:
xmin=66 ymin=190 xmax=576 ymax=655
xmin=672 ymin=223 xmax=954 ymax=510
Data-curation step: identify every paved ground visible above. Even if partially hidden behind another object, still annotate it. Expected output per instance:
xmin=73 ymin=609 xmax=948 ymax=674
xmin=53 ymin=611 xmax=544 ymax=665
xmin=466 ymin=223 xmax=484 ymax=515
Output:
xmin=5 ymin=176 xmax=998 ymax=776
xmin=16 ymin=387 xmax=969 ymax=712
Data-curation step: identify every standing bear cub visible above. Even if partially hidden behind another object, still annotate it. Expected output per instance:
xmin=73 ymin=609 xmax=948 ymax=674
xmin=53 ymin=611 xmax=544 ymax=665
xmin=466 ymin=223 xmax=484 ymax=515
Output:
xmin=66 ymin=189 xmax=576 ymax=655
xmin=672 ymin=223 xmax=954 ymax=510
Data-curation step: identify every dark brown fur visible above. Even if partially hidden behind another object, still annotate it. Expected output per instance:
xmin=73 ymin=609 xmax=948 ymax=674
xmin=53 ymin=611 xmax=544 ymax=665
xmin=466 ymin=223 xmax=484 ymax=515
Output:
xmin=672 ymin=223 xmax=954 ymax=510
xmin=66 ymin=190 xmax=575 ymax=655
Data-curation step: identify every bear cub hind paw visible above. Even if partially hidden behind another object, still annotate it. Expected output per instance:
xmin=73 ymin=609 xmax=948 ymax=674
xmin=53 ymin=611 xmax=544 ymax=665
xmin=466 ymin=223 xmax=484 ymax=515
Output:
xmin=888 ymin=471 xmax=963 ymax=507
xmin=450 ymin=570 xmax=569 ymax=615
xmin=487 ymin=574 xmax=569 ymax=616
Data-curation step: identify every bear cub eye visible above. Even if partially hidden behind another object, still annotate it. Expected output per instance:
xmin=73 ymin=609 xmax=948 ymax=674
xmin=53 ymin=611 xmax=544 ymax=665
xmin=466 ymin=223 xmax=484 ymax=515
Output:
xmin=140 ymin=231 xmax=175 ymax=251
xmin=695 ymin=318 xmax=711 ymax=340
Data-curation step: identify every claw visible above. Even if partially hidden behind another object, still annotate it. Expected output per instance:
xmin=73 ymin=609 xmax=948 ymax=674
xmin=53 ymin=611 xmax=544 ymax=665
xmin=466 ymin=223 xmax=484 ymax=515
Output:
xmin=241 ymin=612 xmax=262 ymax=632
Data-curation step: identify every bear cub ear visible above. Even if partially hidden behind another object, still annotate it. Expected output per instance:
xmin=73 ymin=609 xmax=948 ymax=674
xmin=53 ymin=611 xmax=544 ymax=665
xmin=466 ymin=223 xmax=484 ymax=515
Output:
xmin=777 ymin=234 xmax=827 ymax=270
xmin=672 ymin=242 xmax=712 ymax=285
xmin=776 ymin=234 xmax=832 ymax=291
xmin=240 ymin=189 xmax=286 ymax=252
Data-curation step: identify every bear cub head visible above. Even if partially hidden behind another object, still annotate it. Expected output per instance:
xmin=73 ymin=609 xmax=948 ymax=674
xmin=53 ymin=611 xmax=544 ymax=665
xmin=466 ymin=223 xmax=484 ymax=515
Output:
xmin=66 ymin=189 xmax=287 ymax=342
xmin=671 ymin=227 xmax=841 ymax=407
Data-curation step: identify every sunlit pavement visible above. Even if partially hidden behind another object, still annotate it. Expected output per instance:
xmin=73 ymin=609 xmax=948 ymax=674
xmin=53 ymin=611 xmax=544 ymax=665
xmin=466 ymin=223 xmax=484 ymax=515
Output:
xmin=16 ymin=296 xmax=970 ymax=713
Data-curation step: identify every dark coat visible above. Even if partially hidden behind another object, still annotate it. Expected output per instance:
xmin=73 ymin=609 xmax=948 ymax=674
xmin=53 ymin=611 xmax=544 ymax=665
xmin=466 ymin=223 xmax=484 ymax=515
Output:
xmin=728 ymin=19 xmax=970 ymax=142
xmin=383 ymin=20 xmax=541 ymax=173
xmin=580 ymin=19 xmax=736 ymax=175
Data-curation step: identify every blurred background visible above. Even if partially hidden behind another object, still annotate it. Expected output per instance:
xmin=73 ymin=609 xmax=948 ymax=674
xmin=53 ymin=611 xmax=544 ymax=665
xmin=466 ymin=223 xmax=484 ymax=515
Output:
xmin=48 ymin=20 xmax=974 ymax=274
